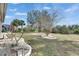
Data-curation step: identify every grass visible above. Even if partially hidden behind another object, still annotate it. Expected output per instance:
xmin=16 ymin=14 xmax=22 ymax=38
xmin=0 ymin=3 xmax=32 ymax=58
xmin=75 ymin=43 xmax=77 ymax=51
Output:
xmin=52 ymin=33 xmax=79 ymax=41
xmin=16 ymin=33 xmax=79 ymax=56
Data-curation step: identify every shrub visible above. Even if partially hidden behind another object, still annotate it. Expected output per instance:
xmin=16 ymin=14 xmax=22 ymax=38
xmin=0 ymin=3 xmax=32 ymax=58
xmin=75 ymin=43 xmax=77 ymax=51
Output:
xmin=74 ymin=29 xmax=79 ymax=34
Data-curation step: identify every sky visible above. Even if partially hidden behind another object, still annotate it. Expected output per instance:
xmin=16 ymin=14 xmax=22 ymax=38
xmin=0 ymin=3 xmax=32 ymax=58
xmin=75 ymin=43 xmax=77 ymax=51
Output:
xmin=3 ymin=3 xmax=79 ymax=26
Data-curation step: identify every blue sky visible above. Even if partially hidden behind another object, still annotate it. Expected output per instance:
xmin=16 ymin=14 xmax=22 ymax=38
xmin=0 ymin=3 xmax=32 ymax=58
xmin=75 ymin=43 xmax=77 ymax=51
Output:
xmin=3 ymin=3 xmax=79 ymax=26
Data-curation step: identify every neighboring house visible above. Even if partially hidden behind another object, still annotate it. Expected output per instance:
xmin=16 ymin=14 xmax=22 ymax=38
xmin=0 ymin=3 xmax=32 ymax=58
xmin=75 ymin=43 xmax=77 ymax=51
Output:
xmin=2 ymin=24 xmax=10 ymax=32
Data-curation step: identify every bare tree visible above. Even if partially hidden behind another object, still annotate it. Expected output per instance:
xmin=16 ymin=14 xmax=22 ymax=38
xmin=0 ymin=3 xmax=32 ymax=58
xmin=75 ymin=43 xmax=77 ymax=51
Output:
xmin=27 ymin=9 xmax=62 ymax=36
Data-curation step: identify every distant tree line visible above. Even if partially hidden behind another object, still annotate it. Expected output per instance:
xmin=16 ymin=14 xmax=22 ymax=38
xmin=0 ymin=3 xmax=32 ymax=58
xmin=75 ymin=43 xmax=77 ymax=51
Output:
xmin=52 ymin=25 xmax=79 ymax=34
xmin=2 ymin=24 xmax=79 ymax=34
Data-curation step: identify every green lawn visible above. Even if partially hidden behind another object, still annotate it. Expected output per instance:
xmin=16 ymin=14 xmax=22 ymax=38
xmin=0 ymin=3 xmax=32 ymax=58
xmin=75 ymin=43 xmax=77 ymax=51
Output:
xmin=17 ymin=33 xmax=79 ymax=56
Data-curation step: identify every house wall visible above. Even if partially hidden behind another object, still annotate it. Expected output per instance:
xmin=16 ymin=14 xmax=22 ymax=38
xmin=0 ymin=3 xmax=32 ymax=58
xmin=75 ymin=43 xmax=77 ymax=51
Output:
xmin=0 ymin=20 xmax=3 ymax=38
xmin=0 ymin=3 xmax=7 ymax=38
xmin=0 ymin=20 xmax=2 ymax=32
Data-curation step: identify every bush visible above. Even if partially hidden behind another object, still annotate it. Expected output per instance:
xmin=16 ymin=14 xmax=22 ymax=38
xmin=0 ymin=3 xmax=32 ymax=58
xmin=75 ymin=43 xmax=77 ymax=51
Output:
xmin=74 ymin=29 xmax=79 ymax=34
xmin=2 ymin=27 xmax=8 ymax=32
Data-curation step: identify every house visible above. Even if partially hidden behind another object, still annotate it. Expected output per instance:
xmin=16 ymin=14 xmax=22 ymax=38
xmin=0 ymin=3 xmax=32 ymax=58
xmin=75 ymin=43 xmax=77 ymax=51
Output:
xmin=0 ymin=3 xmax=7 ymax=38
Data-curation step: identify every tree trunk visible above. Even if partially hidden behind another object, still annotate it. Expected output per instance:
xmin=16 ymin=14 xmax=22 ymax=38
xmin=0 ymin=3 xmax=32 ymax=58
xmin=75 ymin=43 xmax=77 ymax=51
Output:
xmin=21 ymin=25 xmax=23 ymax=32
xmin=37 ymin=21 xmax=41 ymax=32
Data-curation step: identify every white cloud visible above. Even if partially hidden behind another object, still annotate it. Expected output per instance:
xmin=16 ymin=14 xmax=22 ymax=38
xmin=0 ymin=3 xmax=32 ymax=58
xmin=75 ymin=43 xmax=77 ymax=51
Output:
xmin=9 ymin=9 xmax=17 ymax=12
xmin=43 ymin=6 xmax=51 ymax=10
xmin=15 ymin=12 xmax=27 ymax=16
xmin=64 ymin=4 xmax=79 ymax=14
xmin=5 ymin=15 xmax=13 ymax=18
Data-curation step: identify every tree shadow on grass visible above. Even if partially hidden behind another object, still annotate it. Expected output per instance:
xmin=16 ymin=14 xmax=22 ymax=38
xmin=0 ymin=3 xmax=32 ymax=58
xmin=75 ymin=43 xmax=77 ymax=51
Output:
xmin=27 ymin=37 xmax=79 ymax=56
